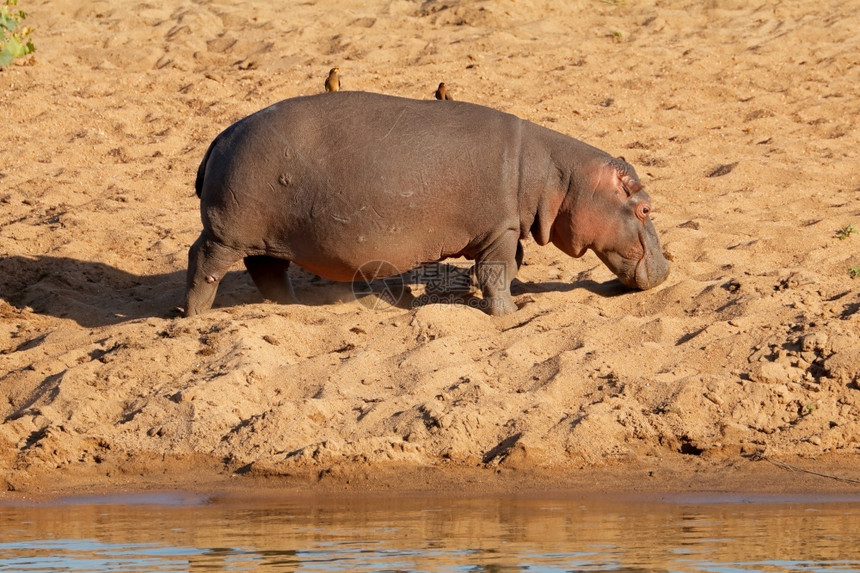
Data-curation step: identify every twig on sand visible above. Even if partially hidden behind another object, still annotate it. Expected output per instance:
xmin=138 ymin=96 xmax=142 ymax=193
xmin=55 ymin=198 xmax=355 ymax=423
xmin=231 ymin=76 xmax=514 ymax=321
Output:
xmin=753 ymin=454 xmax=860 ymax=485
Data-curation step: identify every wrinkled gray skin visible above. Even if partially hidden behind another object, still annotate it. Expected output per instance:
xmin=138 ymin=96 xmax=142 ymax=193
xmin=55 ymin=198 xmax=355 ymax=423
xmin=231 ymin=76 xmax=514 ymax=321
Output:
xmin=186 ymin=91 xmax=669 ymax=317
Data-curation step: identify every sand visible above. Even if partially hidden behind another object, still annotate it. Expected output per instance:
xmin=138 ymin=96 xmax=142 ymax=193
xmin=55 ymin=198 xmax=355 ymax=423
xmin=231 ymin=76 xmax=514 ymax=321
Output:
xmin=1 ymin=0 xmax=859 ymax=499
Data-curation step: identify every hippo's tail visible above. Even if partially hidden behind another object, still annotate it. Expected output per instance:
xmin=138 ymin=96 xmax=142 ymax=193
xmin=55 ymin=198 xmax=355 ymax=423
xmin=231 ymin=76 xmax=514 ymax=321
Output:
xmin=194 ymin=136 xmax=220 ymax=199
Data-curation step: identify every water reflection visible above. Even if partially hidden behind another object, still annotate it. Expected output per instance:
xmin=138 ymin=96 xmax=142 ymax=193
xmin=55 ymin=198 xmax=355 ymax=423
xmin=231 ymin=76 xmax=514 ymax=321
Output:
xmin=1 ymin=493 xmax=859 ymax=571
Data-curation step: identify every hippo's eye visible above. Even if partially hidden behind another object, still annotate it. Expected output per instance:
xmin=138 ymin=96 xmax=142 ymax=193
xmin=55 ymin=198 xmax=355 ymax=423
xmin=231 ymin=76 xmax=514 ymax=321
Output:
xmin=635 ymin=203 xmax=651 ymax=220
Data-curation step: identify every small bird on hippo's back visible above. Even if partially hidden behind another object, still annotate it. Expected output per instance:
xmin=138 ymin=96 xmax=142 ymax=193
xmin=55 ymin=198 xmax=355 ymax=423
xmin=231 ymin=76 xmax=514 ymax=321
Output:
xmin=324 ymin=67 xmax=340 ymax=92
xmin=434 ymin=82 xmax=452 ymax=100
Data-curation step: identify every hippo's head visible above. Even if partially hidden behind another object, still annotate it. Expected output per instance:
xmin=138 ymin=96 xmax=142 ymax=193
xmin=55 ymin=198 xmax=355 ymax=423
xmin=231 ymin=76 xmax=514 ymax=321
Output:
xmin=549 ymin=158 xmax=669 ymax=290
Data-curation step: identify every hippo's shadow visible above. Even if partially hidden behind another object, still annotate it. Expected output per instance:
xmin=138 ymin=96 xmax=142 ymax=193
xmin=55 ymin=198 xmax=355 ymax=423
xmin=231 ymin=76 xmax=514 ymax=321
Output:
xmin=0 ymin=255 xmax=254 ymax=328
xmin=295 ymin=262 xmax=634 ymax=312
xmin=0 ymin=256 xmax=632 ymax=328
xmin=513 ymin=278 xmax=632 ymax=298
xmin=2 ymin=255 xmax=170 ymax=327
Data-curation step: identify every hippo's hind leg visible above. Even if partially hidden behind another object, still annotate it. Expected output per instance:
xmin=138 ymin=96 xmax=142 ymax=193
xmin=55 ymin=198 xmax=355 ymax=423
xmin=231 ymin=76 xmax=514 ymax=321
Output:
xmin=185 ymin=233 xmax=242 ymax=317
xmin=244 ymin=255 xmax=292 ymax=304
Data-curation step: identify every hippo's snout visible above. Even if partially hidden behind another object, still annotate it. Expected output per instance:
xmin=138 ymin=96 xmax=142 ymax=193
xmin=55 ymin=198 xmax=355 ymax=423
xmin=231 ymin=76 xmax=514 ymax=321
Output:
xmin=630 ymin=246 xmax=670 ymax=290
xmin=627 ymin=220 xmax=670 ymax=289
xmin=635 ymin=218 xmax=670 ymax=289
xmin=597 ymin=218 xmax=670 ymax=291
xmin=613 ymin=251 xmax=669 ymax=291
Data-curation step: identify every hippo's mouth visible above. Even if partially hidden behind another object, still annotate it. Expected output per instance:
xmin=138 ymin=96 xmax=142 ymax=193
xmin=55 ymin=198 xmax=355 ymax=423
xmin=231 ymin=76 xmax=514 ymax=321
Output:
xmin=630 ymin=237 xmax=669 ymax=290
xmin=593 ymin=249 xmax=636 ymax=288
xmin=633 ymin=256 xmax=656 ymax=290
xmin=595 ymin=236 xmax=669 ymax=291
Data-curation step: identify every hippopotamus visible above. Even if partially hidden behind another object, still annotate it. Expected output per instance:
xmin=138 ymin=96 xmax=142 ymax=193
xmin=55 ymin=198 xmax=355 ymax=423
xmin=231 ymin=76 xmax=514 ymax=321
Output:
xmin=185 ymin=91 xmax=669 ymax=317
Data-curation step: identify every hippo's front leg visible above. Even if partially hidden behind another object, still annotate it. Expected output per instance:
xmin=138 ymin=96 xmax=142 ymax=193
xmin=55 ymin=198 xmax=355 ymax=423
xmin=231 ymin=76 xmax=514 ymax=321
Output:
xmin=475 ymin=230 xmax=520 ymax=316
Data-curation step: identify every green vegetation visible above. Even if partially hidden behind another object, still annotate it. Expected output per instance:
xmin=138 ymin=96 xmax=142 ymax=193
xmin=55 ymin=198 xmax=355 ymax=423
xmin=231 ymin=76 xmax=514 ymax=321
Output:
xmin=0 ymin=0 xmax=34 ymax=69
xmin=849 ymin=267 xmax=860 ymax=279
xmin=836 ymin=224 xmax=857 ymax=240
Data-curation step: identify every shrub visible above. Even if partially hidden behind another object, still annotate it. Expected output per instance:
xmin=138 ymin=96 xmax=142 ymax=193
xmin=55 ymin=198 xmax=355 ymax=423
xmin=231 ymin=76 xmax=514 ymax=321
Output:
xmin=0 ymin=0 xmax=35 ymax=69
xmin=836 ymin=224 xmax=857 ymax=240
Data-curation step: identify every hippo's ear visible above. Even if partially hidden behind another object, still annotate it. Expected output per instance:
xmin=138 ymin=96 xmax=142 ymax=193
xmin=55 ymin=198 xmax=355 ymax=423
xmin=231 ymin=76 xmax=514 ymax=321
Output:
xmin=619 ymin=173 xmax=642 ymax=196
xmin=609 ymin=156 xmax=642 ymax=197
xmin=616 ymin=168 xmax=642 ymax=197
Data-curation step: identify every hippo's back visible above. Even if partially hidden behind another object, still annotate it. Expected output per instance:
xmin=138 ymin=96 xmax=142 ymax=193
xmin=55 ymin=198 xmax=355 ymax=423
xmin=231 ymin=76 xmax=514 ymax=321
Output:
xmin=203 ymin=91 xmax=521 ymax=187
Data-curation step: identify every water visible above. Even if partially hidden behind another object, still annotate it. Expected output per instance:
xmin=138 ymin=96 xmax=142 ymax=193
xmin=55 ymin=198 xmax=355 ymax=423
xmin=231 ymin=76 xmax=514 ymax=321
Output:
xmin=1 ymin=492 xmax=860 ymax=572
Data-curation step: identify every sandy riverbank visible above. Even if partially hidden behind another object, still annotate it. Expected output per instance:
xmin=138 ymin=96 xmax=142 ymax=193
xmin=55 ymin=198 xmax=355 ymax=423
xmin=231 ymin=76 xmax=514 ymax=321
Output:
xmin=1 ymin=0 xmax=858 ymax=498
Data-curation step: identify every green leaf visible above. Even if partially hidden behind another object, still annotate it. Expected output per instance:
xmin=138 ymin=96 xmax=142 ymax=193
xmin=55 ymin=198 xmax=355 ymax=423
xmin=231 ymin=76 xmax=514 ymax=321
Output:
xmin=0 ymin=7 xmax=17 ymax=32
xmin=0 ymin=49 xmax=13 ymax=68
xmin=1 ymin=34 xmax=25 ymax=57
